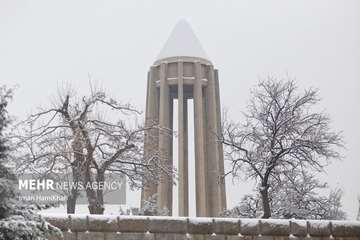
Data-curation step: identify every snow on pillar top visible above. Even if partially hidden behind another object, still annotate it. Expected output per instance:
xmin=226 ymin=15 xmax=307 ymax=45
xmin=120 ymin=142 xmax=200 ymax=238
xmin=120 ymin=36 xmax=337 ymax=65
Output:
xmin=156 ymin=20 xmax=210 ymax=62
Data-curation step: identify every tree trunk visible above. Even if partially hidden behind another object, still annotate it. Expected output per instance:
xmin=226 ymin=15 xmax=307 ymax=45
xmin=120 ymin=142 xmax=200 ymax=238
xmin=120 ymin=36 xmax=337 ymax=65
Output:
xmin=84 ymin=174 xmax=104 ymax=214
xmin=88 ymin=203 xmax=105 ymax=214
xmin=66 ymin=177 xmax=79 ymax=214
xmin=86 ymin=186 xmax=104 ymax=214
xmin=260 ymin=185 xmax=271 ymax=218
xmin=69 ymin=136 xmax=84 ymax=214
xmin=66 ymin=195 xmax=76 ymax=214
xmin=96 ymin=171 xmax=105 ymax=207
xmin=66 ymin=164 xmax=81 ymax=213
xmin=83 ymin=162 xmax=104 ymax=214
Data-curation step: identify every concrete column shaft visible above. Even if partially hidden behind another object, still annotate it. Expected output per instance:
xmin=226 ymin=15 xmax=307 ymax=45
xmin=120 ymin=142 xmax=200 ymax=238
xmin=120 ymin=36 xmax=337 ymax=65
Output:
xmin=141 ymin=67 xmax=160 ymax=206
xmin=214 ymin=70 xmax=226 ymax=211
xmin=157 ymin=62 xmax=173 ymax=215
xmin=178 ymin=61 xmax=189 ymax=216
xmin=204 ymin=65 xmax=222 ymax=216
xmin=193 ymin=62 xmax=207 ymax=217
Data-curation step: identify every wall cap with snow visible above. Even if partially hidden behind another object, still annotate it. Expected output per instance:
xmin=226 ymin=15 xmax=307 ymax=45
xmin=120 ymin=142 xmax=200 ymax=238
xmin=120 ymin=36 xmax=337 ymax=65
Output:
xmin=42 ymin=214 xmax=360 ymax=237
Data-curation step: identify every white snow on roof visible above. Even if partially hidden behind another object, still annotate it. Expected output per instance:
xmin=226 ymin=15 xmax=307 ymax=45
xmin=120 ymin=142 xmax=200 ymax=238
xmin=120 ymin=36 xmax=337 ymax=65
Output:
xmin=156 ymin=20 xmax=209 ymax=61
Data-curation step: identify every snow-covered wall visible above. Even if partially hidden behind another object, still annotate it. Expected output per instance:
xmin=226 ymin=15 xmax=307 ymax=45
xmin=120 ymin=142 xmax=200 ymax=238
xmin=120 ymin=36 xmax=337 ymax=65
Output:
xmin=43 ymin=214 xmax=360 ymax=240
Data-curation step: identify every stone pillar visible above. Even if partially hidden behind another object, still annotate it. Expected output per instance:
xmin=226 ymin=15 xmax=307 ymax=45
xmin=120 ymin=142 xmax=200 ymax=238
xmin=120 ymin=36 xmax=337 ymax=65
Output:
xmin=141 ymin=66 xmax=159 ymax=207
xmin=193 ymin=61 xmax=207 ymax=217
xmin=178 ymin=61 xmax=189 ymax=216
xmin=157 ymin=62 xmax=173 ymax=214
xmin=142 ymin=57 xmax=227 ymax=217
xmin=215 ymin=70 xmax=226 ymax=211
xmin=141 ymin=72 xmax=151 ymax=207
xmin=183 ymin=99 xmax=188 ymax=212
xmin=204 ymin=64 xmax=222 ymax=216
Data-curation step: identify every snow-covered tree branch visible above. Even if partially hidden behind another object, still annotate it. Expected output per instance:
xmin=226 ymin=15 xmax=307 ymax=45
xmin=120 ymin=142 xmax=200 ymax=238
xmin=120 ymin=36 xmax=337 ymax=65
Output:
xmin=12 ymin=85 xmax=171 ymax=214
xmin=219 ymin=77 xmax=344 ymax=218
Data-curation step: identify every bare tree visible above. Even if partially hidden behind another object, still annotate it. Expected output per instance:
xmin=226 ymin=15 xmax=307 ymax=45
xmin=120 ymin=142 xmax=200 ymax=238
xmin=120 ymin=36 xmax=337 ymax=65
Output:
xmin=13 ymin=128 xmax=83 ymax=213
xmin=221 ymin=194 xmax=260 ymax=218
xmin=13 ymin=85 xmax=167 ymax=214
xmin=222 ymin=169 xmax=346 ymax=220
xmin=220 ymin=77 xmax=343 ymax=218
xmin=270 ymin=169 xmax=346 ymax=219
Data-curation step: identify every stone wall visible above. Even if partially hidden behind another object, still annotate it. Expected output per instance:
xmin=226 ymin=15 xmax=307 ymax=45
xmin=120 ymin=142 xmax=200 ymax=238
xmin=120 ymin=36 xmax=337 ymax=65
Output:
xmin=43 ymin=214 xmax=360 ymax=240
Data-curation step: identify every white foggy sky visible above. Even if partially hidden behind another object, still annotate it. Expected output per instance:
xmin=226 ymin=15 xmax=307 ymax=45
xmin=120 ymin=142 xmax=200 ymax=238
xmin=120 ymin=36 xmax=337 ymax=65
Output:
xmin=1 ymin=0 xmax=359 ymax=219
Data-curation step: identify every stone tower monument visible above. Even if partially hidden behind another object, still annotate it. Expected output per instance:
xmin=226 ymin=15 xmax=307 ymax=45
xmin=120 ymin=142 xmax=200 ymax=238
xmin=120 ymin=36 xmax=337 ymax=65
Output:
xmin=141 ymin=20 xmax=226 ymax=217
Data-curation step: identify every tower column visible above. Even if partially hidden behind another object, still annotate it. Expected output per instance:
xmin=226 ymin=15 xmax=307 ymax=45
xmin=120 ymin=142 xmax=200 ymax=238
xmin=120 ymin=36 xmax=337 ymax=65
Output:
xmin=178 ymin=61 xmax=189 ymax=216
xmin=193 ymin=61 xmax=207 ymax=217
xmin=157 ymin=62 xmax=173 ymax=214
xmin=215 ymin=70 xmax=227 ymax=211
xmin=141 ymin=66 xmax=159 ymax=207
xmin=204 ymin=65 xmax=223 ymax=216
xmin=142 ymin=20 xmax=227 ymax=217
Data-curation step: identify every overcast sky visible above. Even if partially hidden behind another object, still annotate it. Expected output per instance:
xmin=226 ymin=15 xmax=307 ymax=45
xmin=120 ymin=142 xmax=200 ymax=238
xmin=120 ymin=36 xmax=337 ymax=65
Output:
xmin=1 ymin=0 xmax=359 ymax=219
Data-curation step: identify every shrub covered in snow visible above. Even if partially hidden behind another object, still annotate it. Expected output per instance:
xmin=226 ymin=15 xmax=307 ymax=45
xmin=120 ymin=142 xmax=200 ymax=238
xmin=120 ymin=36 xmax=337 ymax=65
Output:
xmin=138 ymin=194 xmax=169 ymax=216
xmin=0 ymin=166 xmax=63 ymax=239
xmin=222 ymin=170 xmax=346 ymax=220
xmin=0 ymin=86 xmax=63 ymax=239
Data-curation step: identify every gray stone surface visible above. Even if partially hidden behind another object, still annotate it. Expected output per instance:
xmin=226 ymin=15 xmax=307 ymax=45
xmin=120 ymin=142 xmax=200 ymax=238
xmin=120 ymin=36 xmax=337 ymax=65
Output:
xmin=141 ymin=56 xmax=227 ymax=217
xmin=44 ymin=215 xmax=360 ymax=239
xmin=141 ymin=21 xmax=226 ymax=217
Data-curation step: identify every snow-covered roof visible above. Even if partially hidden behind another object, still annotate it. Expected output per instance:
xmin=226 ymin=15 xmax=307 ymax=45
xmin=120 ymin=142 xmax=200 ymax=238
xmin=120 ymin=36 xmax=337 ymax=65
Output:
xmin=156 ymin=20 xmax=209 ymax=61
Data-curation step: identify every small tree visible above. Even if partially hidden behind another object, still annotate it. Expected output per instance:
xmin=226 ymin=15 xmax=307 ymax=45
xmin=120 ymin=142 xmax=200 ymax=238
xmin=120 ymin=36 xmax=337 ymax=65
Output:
xmin=270 ymin=169 xmax=346 ymax=219
xmin=222 ymin=170 xmax=346 ymax=220
xmin=221 ymin=194 xmax=261 ymax=218
xmin=220 ymin=77 xmax=343 ymax=218
xmin=138 ymin=194 xmax=169 ymax=216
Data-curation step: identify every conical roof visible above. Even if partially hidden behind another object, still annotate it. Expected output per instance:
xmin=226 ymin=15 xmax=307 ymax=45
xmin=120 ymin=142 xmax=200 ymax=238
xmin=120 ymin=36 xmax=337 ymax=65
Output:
xmin=156 ymin=20 xmax=209 ymax=61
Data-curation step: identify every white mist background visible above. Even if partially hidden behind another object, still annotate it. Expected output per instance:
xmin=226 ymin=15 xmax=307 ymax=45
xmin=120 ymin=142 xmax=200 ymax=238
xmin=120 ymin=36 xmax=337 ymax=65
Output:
xmin=1 ymin=0 xmax=359 ymax=219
